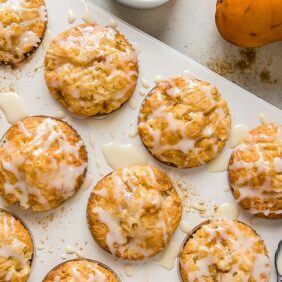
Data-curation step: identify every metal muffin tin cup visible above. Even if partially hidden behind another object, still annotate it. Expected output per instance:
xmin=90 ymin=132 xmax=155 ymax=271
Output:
xmin=0 ymin=115 xmax=89 ymax=212
xmin=177 ymin=219 xmax=271 ymax=282
xmin=227 ymin=144 xmax=282 ymax=220
xmin=137 ymin=80 xmax=230 ymax=169
xmin=177 ymin=219 xmax=211 ymax=282
xmin=42 ymin=258 xmax=122 ymax=282
xmin=0 ymin=208 xmax=35 ymax=280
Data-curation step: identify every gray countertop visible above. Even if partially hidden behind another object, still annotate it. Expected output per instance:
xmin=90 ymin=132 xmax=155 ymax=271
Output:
xmin=91 ymin=0 xmax=282 ymax=109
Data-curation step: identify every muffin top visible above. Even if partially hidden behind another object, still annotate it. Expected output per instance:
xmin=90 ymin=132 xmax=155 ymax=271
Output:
xmin=229 ymin=123 xmax=282 ymax=218
xmin=138 ymin=76 xmax=231 ymax=168
xmin=44 ymin=23 xmax=138 ymax=117
xmin=43 ymin=259 xmax=120 ymax=282
xmin=179 ymin=220 xmax=270 ymax=282
xmin=0 ymin=0 xmax=47 ymax=65
xmin=0 ymin=210 xmax=33 ymax=282
xmin=0 ymin=116 xmax=88 ymax=211
xmin=87 ymin=165 xmax=182 ymax=260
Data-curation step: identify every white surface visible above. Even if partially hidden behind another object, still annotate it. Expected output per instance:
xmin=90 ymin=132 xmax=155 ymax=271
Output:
xmin=114 ymin=0 xmax=169 ymax=9
xmin=0 ymin=0 xmax=281 ymax=281
xmin=91 ymin=0 xmax=282 ymax=109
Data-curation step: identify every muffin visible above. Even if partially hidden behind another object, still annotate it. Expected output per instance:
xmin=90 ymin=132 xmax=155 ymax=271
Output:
xmin=43 ymin=259 xmax=120 ymax=282
xmin=87 ymin=165 xmax=182 ymax=260
xmin=0 ymin=0 xmax=48 ymax=65
xmin=179 ymin=220 xmax=270 ymax=282
xmin=138 ymin=76 xmax=231 ymax=168
xmin=0 ymin=116 xmax=88 ymax=211
xmin=44 ymin=23 xmax=139 ymax=117
xmin=229 ymin=123 xmax=282 ymax=219
xmin=0 ymin=209 xmax=34 ymax=282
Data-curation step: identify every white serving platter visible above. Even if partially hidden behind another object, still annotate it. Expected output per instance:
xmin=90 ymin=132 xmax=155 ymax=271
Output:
xmin=0 ymin=0 xmax=281 ymax=281
xmin=113 ymin=0 xmax=170 ymax=9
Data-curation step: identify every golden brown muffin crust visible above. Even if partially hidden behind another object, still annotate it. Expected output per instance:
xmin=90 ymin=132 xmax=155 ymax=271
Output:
xmin=138 ymin=76 xmax=231 ymax=168
xmin=43 ymin=259 xmax=120 ymax=282
xmin=0 ymin=210 xmax=33 ymax=282
xmin=229 ymin=123 xmax=282 ymax=219
xmin=87 ymin=165 xmax=182 ymax=260
xmin=0 ymin=116 xmax=88 ymax=211
xmin=44 ymin=23 xmax=138 ymax=117
xmin=0 ymin=0 xmax=47 ymax=65
xmin=179 ymin=220 xmax=270 ymax=282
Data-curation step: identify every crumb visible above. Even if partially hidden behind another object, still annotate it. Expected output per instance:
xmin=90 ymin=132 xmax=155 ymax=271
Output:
xmin=207 ymin=48 xmax=257 ymax=76
xmin=235 ymin=49 xmax=256 ymax=71
xmin=191 ymin=202 xmax=206 ymax=212
xmin=260 ymin=70 xmax=278 ymax=84
xmin=207 ymin=59 xmax=233 ymax=76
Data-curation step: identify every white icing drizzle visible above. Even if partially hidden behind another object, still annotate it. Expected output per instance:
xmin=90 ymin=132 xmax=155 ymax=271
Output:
xmin=259 ymin=113 xmax=271 ymax=125
xmin=181 ymin=220 xmax=270 ymax=281
xmin=229 ymin=124 xmax=249 ymax=148
xmin=128 ymin=97 xmax=138 ymax=109
xmin=0 ymin=0 xmax=47 ymax=63
xmin=93 ymin=167 xmax=174 ymax=258
xmin=54 ymin=261 xmax=106 ymax=281
xmin=0 ymin=118 xmax=87 ymax=210
xmin=102 ymin=142 xmax=148 ymax=170
xmin=93 ymin=207 xmax=127 ymax=254
xmin=180 ymin=220 xmax=191 ymax=234
xmin=141 ymin=79 xmax=150 ymax=89
xmin=71 ymin=263 xmax=106 ymax=282
xmin=0 ymin=92 xmax=29 ymax=124
xmin=81 ymin=0 xmax=96 ymax=24
xmin=158 ymin=241 xmax=181 ymax=270
xmin=41 ymin=28 xmax=53 ymax=51
xmin=128 ymin=127 xmax=138 ymax=138
xmin=124 ymin=264 xmax=134 ymax=277
xmin=229 ymin=124 xmax=282 ymax=216
xmin=67 ymin=9 xmax=76 ymax=24
xmin=154 ymin=75 xmax=163 ymax=83
xmin=141 ymin=270 xmax=148 ymax=282
xmin=53 ymin=110 xmax=66 ymax=120
xmin=139 ymin=77 xmax=230 ymax=167
xmin=206 ymin=152 xmax=230 ymax=172
xmin=108 ymin=18 xmax=118 ymax=28
xmin=0 ymin=212 xmax=31 ymax=280
xmin=274 ymin=157 xmax=282 ymax=173
xmin=139 ymin=88 xmax=147 ymax=96
xmin=183 ymin=70 xmax=195 ymax=80
xmin=213 ymin=203 xmax=239 ymax=220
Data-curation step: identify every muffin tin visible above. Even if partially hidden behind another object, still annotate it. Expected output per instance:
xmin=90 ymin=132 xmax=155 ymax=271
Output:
xmin=0 ymin=0 xmax=281 ymax=281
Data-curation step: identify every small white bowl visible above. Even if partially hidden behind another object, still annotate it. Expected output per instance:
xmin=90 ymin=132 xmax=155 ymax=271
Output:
xmin=114 ymin=0 xmax=170 ymax=9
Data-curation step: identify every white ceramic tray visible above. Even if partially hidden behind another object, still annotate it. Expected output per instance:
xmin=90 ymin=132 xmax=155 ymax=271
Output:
xmin=0 ymin=0 xmax=281 ymax=281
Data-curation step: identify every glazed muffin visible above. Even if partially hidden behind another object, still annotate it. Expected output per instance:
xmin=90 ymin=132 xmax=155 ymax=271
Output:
xmin=44 ymin=23 xmax=138 ymax=117
xmin=87 ymin=165 xmax=182 ymax=260
xmin=43 ymin=259 xmax=120 ymax=282
xmin=138 ymin=76 xmax=231 ymax=168
xmin=229 ymin=123 xmax=282 ymax=219
xmin=179 ymin=220 xmax=270 ymax=282
xmin=0 ymin=0 xmax=48 ymax=65
xmin=0 ymin=210 xmax=34 ymax=282
xmin=0 ymin=116 xmax=88 ymax=211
